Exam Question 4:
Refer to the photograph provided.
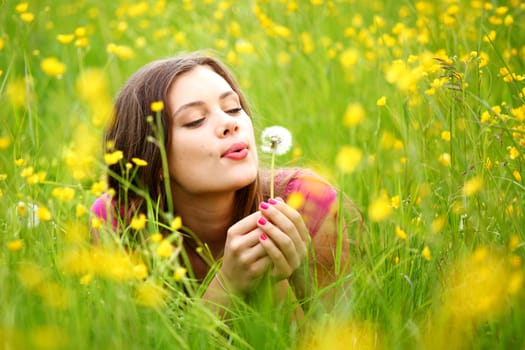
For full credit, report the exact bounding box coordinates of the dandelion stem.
[270,150,276,198]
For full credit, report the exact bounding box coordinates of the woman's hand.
[220,211,272,296]
[256,198,310,281]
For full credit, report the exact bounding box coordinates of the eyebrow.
[171,91,239,119]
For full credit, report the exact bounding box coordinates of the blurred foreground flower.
[135,281,167,309]
[368,194,392,222]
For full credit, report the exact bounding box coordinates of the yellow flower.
[91,217,102,229]
[173,267,187,281]
[133,263,149,280]
[0,136,11,149]
[422,246,431,261]
[75,204,87,217]
[104,150,124,165]
[376,96,387,106]
[368,195,393,222]
[336,146,363,173]
[170,216,182,231]
[441,131,451,141]
[80,273,93,285]
[339,48,359,69]
[56,34,75,44]
[513,170,521,182]
[150,233,163,243]
[343,102,366,127]
[131,157,148,167]
[462,176,483,196]
[7,239,23,251]
[395,226,407,240]
[507,146,520,160]
[235,39,255,54]
[150,100,164,112]
[37,206,52,221]
[432,215,446,233]
[15,2,29,13]
[438,153,451,167]
[20,12,34,23]
[391,195,401,209]
[51,187,76,202]
[130,213,147,230]
[156,239,174,258]
[286,191,305,210]
[135,281,167,309]
[40,57,66,77]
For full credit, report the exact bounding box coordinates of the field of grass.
[1,0,525,349]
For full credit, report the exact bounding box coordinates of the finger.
[259,201,307,256]
[269,198,310,242]
[227,227,265,255]
[258,233,293,278]
[227,211,261,237]
[257,217,300,270]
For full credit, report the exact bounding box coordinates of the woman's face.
[166,65,258,196]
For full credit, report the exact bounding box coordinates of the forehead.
[168,65,235,108]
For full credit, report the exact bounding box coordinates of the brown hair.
[105,52,261,226]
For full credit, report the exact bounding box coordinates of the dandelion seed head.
[261,126,292,156]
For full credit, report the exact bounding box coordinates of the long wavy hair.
[104,53,262,227]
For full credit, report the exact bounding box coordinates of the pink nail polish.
[258,217,267,225]
[260,233,268,241]
[268,198,278,205]
[260,202,269,210]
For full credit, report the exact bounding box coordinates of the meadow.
[1,0,524,349]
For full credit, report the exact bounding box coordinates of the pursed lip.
[221,142,248,158]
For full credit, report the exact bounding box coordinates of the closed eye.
[226,107,243,115]
[183,118,205,128]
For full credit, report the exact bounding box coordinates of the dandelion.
[130,213,147,230]
[261,126,292,198]
[422,246,431,261]
[40,57,66,77]
[462,176,483,196]
[173,267,187,281]
[7,239,23,251]
[150,100,164,112]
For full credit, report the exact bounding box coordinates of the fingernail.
[260,202,269,210]
[268,198,278,205]
[260,233,267,241]
[258,217,267,225]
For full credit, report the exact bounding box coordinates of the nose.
[218,116,239,137]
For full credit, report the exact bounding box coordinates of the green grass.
[1,0,525,349]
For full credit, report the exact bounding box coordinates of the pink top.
[90,169,337,237]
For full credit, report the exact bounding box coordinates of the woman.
[91,52,361,314]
